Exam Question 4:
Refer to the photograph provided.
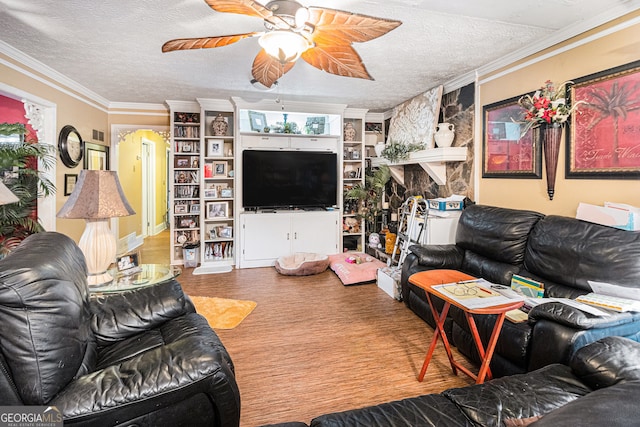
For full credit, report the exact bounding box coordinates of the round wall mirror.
[58,125,84,168]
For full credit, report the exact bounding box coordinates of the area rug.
[190,296,257,329]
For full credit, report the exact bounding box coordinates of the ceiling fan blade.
[301,43,372,80]
[162,33,260,52]
[252,50,295,88]
[204,0,273,19]
[205,0,291,29]
[306,7,402,45]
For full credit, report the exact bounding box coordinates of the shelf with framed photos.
[167,101,202,265]
[196,100,236,274]
[342,108,367,252]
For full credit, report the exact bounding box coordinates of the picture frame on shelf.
[190,203,200,214]
[190,156,199,168]
[116,252,139,272]
[64,174,77,196]
[566,59,640,179]
[206,201,229,219]
[179,217,197,228]
[305,116,326,135]
[174,204,188,214]
[482,95,542,178]
[174,156,190,168]
[204,188,218,198]
[84,142,110,170]
[220,188,233,198]
[249,110,268,132]
[219,226,233,239]
[207,139,224,157]
[214,161,227,177]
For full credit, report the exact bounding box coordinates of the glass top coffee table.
[89,264,181,293]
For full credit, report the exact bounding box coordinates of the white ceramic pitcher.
[434,123,455,147]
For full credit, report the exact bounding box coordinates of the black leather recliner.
[401,204,640,377]
[0,232,240,426]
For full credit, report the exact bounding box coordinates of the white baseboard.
[118,232,144,255]
[152,222,166,236]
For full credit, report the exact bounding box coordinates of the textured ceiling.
[1,0,638,111]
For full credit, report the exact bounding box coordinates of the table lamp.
[0,181,19,205]
[57,170,135,286]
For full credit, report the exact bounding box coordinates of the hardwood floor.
[139,231,475,426]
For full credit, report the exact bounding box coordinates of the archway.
[111,125,170,255]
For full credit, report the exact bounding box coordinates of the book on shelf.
[204,163,213,178]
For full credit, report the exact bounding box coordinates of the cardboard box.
[427,198,463,211]
[377,267,401,300]
[576,202,640,231]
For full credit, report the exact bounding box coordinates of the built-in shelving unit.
[233,98,345,268]
[167,101,201,266]
[342,108,367,252]
[196,99,235,274]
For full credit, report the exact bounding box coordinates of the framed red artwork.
[482,95,541,178]
[567,60,640,178]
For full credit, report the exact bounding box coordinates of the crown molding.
[108,102,168,112]
[0,40,111,109]
[443,4,640,92]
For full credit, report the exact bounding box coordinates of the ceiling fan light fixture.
[258,30,311,63]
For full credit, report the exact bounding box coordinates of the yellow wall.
[478,11,640,216]
[117,130,169,240]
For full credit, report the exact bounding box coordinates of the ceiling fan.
[162,0,402,88]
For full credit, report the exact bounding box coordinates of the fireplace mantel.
[370,147,467,185]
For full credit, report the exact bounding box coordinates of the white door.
[141,140,156,237]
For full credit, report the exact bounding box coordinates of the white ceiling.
[1,0,639,111]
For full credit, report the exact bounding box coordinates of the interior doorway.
[111,125,170,255]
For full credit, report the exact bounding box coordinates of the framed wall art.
[482,95,541,178]
[567,60,640,178]
[84,142,109,170]
[64,174,78,196]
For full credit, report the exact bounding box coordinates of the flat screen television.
[242,150,337,210]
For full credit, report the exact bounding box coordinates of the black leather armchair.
[0,232,240,426]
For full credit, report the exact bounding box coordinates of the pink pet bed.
[328,252,386,285]
[275,252,330,276]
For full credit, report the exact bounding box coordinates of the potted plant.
[0,123,56,257]
[344,165,391,234]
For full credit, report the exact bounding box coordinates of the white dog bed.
[274,252,330,276]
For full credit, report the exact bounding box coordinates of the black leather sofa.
[269,336,640,427]
[0,232,240,426]
[401,204,640,377]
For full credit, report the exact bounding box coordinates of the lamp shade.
[57,170,134,287]
[57,170,135,219]
[0,181,19,206]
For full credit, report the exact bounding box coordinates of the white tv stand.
[238,210,340,268]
